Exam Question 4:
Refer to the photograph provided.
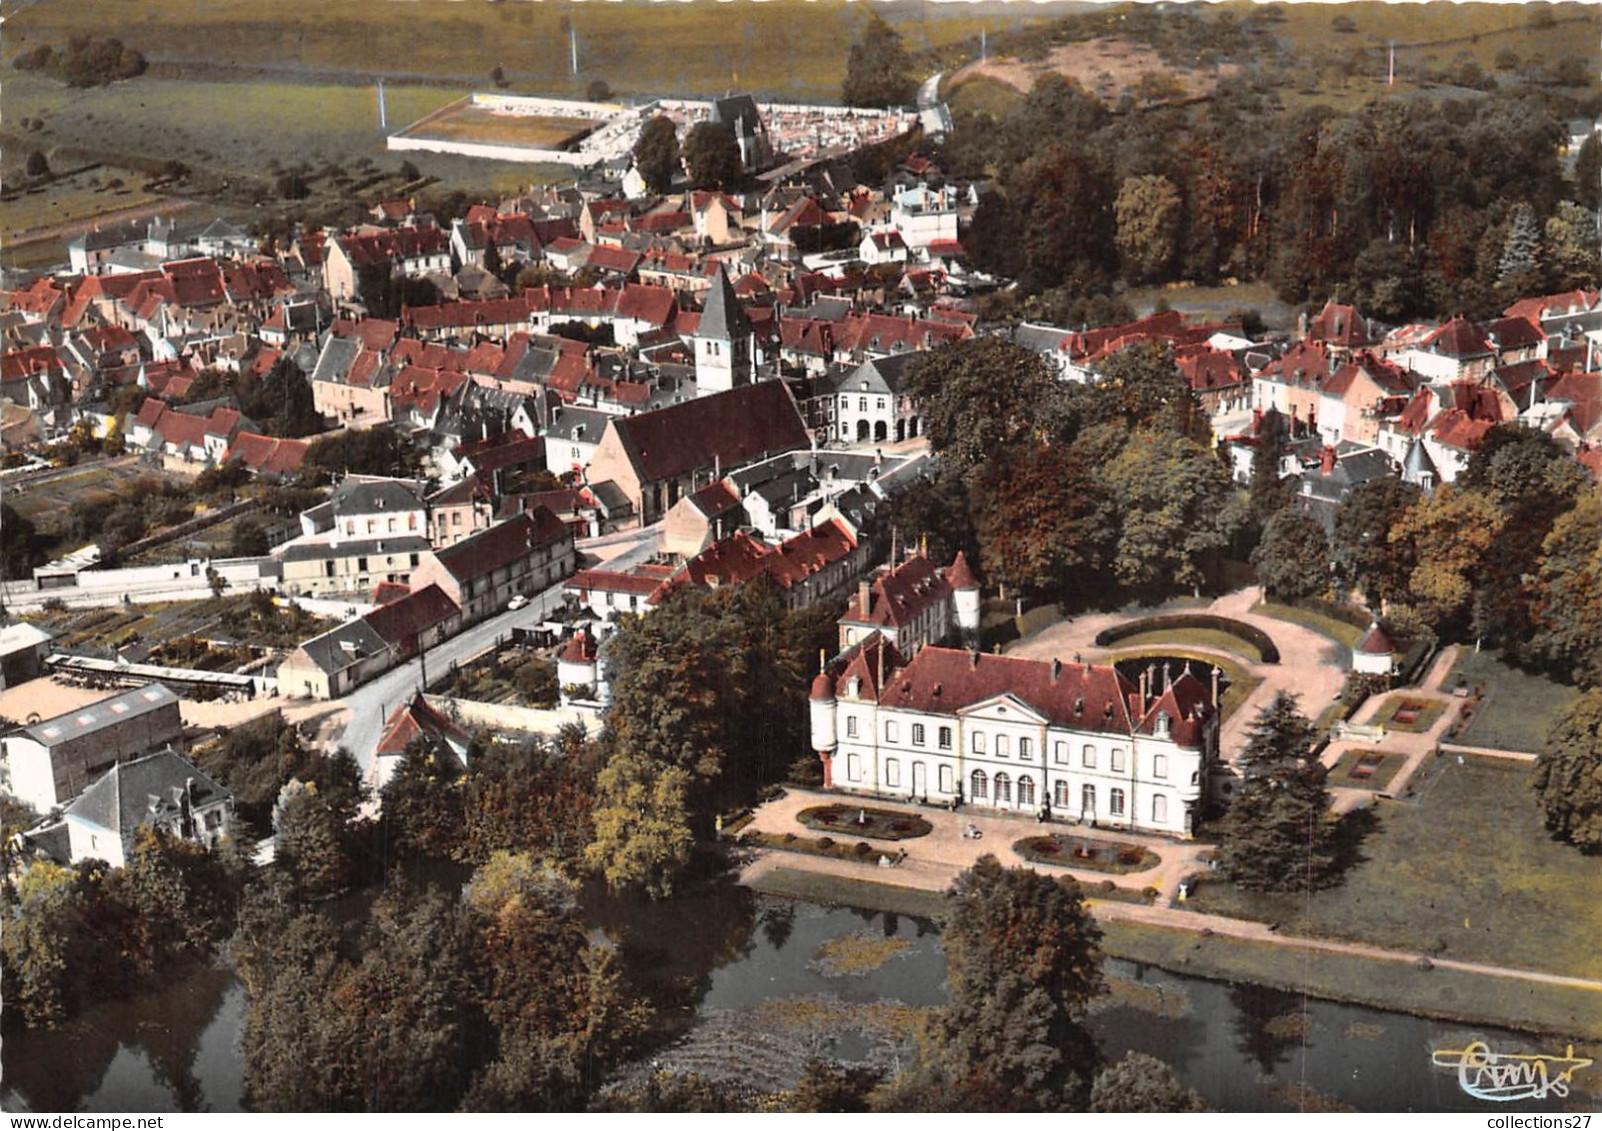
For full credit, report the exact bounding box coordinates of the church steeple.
[694,263,753,394]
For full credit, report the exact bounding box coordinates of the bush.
[816,836,834,850]
[854,841,873,856]
[1094,614,1281,664]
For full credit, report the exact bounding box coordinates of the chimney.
[858,578,871,616]
[1321,445,1336,476]
[1211,664,1220,707]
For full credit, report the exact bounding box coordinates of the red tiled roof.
[329,317,400,354]
[371,581,411,605]
[1423,315,1493,359]
[688,480,741,516]
[1503,289,1599,323]
[1,346,62,382]
[556,628,598,664]
[334,226,450,268]
[375,693,470,758]
[1545,371,1602,435]
[1355,623,1394,655]
[841,553,953,630]
[1308,300,1369,348]
[946,550,978,590]
[1176,346,1245,391]
[404,295,537,332]
[566,567,664,595]
[1431,408,1496,452]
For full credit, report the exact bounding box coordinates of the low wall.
[423,694,596,737]
[387,133,598,166]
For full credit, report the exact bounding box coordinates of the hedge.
[1094,614,1280,664]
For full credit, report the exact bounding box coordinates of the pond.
[2,883,1594,1113]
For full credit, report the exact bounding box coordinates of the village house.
[809,640,1218,838]
[822,352,924,444]
[408,507,576,625]
[323,227,453,302]
[2,684,184,813]
[62,749,234,868]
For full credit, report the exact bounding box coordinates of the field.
[949,37,1236,102]
[406,105,596,151]
[1448,650,1583,754]
[1187,754,1602,982]
[4,0,1037,102]
[5,460,138,524]
[1,164,158,243]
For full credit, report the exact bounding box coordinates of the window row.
[846,721,1164,779]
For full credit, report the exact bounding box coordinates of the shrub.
[816,836,834,850]
[1142,886,1161,902]
[1099,879,1116,892]
[854,841,873,856]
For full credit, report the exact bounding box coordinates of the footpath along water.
[1,890,1593,1113]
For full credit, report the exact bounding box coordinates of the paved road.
[333,579,571,788]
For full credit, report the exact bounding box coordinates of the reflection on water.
[2,882,1593,1113]
[2,964,243,1114]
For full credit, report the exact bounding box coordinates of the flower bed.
[1376,695,1445,734]
[742,829,908,866]
[797,804,933,841]
[1013,834,1161,874]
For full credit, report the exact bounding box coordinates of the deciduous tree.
[682,122,742,190]
[905,338,1065,470]
[633,115,680,195]
[1250,508,1329,603]
[1534,689,1602,853]
[1090,1052,1206,1112]
[1114,174,1182,283]
[876,857,1103,1111]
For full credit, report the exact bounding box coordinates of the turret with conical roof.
[947,549,981,640]
[694,264,753,394]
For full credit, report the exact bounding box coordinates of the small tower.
[948,549,980,643]
[809,667,838,788]
[694,264,753,395]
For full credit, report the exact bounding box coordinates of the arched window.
[1017,776,1035,807]
[994,772,1012,804]
[970,769,988,800]
[1054,780,1070,807]
[1110,788,1126,816]
[1081,784,1096,815]
[1152,794,1168,824]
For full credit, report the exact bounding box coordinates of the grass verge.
[1099,918,1602,1042]
[1254,600,1365,650]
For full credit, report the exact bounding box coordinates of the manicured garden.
[742,829,910,867]
[1013,833,1160,874]
[1446,649,1583,753]
[1373,695,1445,734]
[1325,748,1409,793]
[797,804,933,841]
[1186,754,1602,981]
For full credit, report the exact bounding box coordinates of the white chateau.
[809,555,1219,838]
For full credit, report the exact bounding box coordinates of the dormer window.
[1155,712,1170,739]
[847,676,860,698]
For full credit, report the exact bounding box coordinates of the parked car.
[507,594,529,611]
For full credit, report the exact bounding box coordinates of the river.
[2,883,1593,1113]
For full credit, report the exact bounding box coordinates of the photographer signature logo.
[1431,1041,1593,1103]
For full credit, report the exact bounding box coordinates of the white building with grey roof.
[2,684,184,813]
[63,748,234,868]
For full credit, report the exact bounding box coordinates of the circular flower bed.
[1013,834,1160,874]
[797,804,933,841]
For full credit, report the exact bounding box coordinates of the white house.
[810,639,1218,838]
[63,749,234,868]
[890,184,959,249]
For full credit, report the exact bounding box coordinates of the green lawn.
[1188,755,1602,982]
[1447,650,1583,754]
[1326,748,1409,793]
[1254,600,1365,650]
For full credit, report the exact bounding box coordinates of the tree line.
[943,58,1597,323]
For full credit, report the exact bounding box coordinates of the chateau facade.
[809,637,1219,839]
